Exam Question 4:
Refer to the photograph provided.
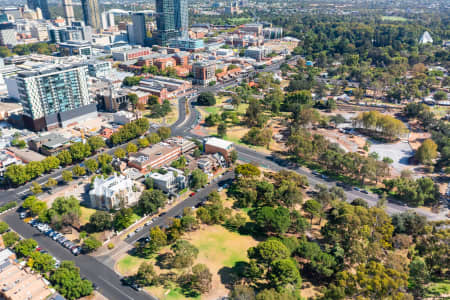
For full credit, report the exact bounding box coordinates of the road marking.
[98,276,134,300]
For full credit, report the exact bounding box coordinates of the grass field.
[425,279,450,298]
[116,254,149,276]
[381,16,407,22]
[80,206,97,226]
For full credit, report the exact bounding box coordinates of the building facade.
[154,0,188,46]
[192,61,216,86]
[89,174,139,210]
[62,0,75,25]
[81,0,100,29]
[27,0,51,19]
[16,63,97,131]
[0,23,17,47]
[131,13,147,46]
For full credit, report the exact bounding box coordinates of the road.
[1,211,156,300]
[0,55,447,300]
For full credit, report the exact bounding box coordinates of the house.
[89,174,140,210]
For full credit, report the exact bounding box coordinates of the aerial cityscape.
[0,0,448,299]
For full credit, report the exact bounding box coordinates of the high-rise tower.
[81,0,101,29]
[62,0,75,25]
[154,0,188,45]
[27,0,51,19]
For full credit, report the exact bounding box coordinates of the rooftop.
[205,137,234,150]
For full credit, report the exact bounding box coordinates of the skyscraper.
[62,0,75,25]
[81,0,101,29]
[16,63,97,131]
[131,13,147,45]
[174,0,188,36]
[27,0,51,19]
[154,0,188,45]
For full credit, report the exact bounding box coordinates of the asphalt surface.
[1,211,156,300]
[125,171,235,244]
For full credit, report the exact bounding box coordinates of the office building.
[30,23,49,41]
[174,0,188,36]
[27,0,51,19]
[81,0,101,29]
[0,23,17,47]
[169,37,204,51]
[192,61,216,86]
[16,63,97,131]
[128,143,182,172]
[100,11,115,30]
[87,60,111,77]
[89,174,140,210]
[112,47,151,61]
[204,137,234,162]
[59,40,92,56]
[150,167,186,192]
[63,0,75,25]
[131,13,147,46]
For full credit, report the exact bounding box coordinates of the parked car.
[127,232,136,238]
[19,212,28,219]
[189,192,196,197]
[353,187,361,192]
[145,220,153,226]
[361,189,369,194]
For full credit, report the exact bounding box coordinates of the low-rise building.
[149,167,186,193]
[28,133,72,156]
[166,137,196,153]
[0,259,53,300]
[113,111,137,125]
[138,76,192,101]
[0,149,20,176]
[89,174,140,210]
[204,137,234,163]
[112,47,151,62]
[128,143,181,172]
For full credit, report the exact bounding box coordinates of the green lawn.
[116,254,148,276]
[203,106,221,114]
[80,206,98,226]
[425,280,450,298]
[381,16,407,22]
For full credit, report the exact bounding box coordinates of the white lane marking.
[98,276,134,300]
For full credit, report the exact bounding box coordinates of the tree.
[4,164,29,186]
[137,190,166,215]
[84,159,98,174]
[170,239,199,269]
[303,199,321,224]
[190,169,208,190]
[50,261,93,300]
[409,257,429,297]
[126,143,138,153]
[197,92,216,106]
[230,150,238,163]
[235,164,261,177]
[30,200,47,216]
[128,93,138,110]
[147,132,161,144]
[23,195,38,209]
[123,76,142,86]
[327,261,409,299]
[57,150,72,166]
[135,263,157,286]
[87,136,106,152]
[42,156,60,172]
[82,236,102,253]
[415,139,438,164]
[252,206,291,234]
[268,259,301,290]
[62,170,73,183]
[149,226,167,251]
[229,285,255,300]
[14,238,38,257]
[433,91,447,101]
[31,181,43,194]
[114,148,126,159]
[0,221,9,234]
[190,264,213,293]
[45,178,58,188]
[3,231,19,247]
[248,240,290,266]
[113,208,134,231]
[29,251,55,273]
[72,165,86,177]
[89,211,112,232]
[157,127,171,140]
[69,142,91,161]
[138,137,149,148]
[218,123,227,137]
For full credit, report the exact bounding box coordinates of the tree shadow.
[155,252,173,269]
[218,261,249,289]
